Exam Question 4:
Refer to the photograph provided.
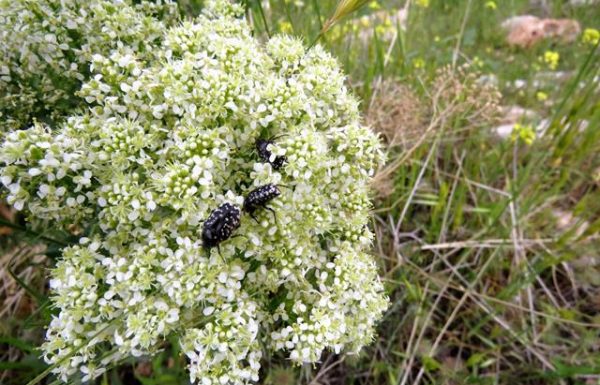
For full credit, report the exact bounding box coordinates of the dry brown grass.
[0,243,48,382]
[367,81,428,149]
[0,244,47,319]
[430,64,502,129]
[369,65,501,198]
[0,202,15,236]
[367,80,430,198]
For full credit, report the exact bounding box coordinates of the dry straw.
[323,0,371,33]
[310,0,370,48]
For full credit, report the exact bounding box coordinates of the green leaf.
[0,336,35,353]
[466,353,486,368]
[422,355,441,372]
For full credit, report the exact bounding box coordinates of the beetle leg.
[265,206,277,223]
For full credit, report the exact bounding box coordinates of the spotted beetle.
[256,136,287,170]
[243,184,281,222]
[202,203,241,251]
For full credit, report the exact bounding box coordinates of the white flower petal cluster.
[0,1,388,384]
[0,0,178,132]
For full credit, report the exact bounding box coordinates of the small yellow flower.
[485,1,497,10]
[473,56,484,68]
[278,20,293,34]
[368,1,381,10]
[434,36,440,42]
[415,0,430,8]
[536,91,548,102]
[582,28,600,46]
[542,50,560,70]
[413,58,425,69]
[512,123,536,145]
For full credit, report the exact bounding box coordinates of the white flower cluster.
[0,0,178,132]
[0,1,388,384]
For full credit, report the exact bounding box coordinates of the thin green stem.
[0,218,68,246]
[256,0,271,38]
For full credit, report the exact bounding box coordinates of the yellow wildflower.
[413,58,425,69]
[375,23,394,35]
[415,0,430,7]
[536,91,548,102]
[582,28,599,46]
[485,1,497,10]
[543,51,560,70]
[512,123,536,145]
[278,20,293,34]
[368,1,381,10]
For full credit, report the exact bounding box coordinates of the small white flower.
[13,200,24,211]
[120,83,131,93]
[166,309,179,323]
[28,168,42,176]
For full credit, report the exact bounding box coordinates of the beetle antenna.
[269,133,289,142]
